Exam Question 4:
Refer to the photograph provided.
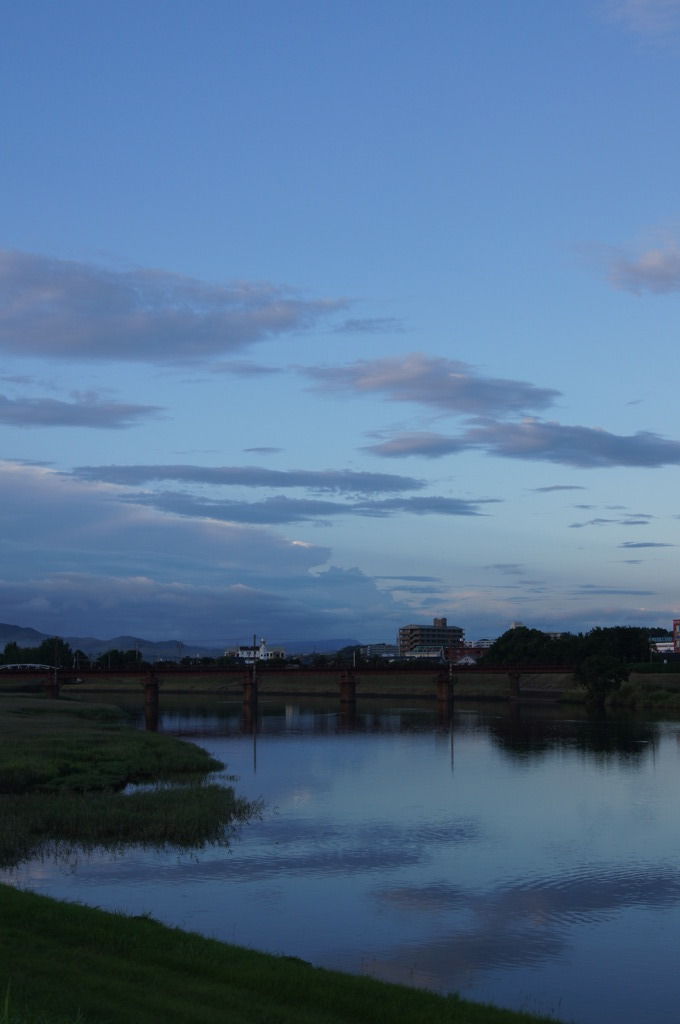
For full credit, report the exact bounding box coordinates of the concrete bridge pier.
[436,670,454,707]
[144,670,159,731]
[243,671,258,706]
[45,669,60,699]
[508,671,521,700]
[339,670,356,704]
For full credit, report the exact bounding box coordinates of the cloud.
[302,354,680,469]
[0,393,163,428]
[531,485,586,493]
[573,584,656,595]
[619,541,675,548]
[603,0,680,37]
[71,463,425,495]
[485,564,526,576]
[0,249,346,364]
[607,243,680,293]
[365,420,680,469]
[361,432,469,458]
[0,462,421,641]
[211,361,284,376]
[569,515,652,528]
[303,353,559,417]
[332,317,405,334]
[464,420,680,468]
[242,447,285,455]
[119,490,498,526]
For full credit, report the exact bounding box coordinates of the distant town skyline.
[2,1,680,643]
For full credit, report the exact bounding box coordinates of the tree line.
[479,625,672,701]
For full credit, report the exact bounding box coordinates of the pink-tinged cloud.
[303,353,559,416]
[0,249,346,364]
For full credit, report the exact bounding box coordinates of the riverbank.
[0,883,561,1024]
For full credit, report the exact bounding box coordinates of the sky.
[2,0,680,649]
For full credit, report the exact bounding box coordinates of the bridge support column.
[144,670,159,731]
[45,670,60,699]
[243,671,258,706]
[436,670,455,706]
[340,670,356,704]
[508,671,521,700]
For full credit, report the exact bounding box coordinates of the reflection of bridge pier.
[340,702,357,729]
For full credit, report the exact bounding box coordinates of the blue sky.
[2,0,680,647]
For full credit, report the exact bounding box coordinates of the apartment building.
[397,617,464,656]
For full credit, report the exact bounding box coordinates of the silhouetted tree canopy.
[480,625,653,668]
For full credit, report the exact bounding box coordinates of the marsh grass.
[0,784,258,868]
[0,695,259,868]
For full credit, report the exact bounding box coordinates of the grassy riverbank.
[0,885,562,1024]
[0,695,256,867]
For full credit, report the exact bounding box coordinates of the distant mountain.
[0,623,221,660]
[0,622,358,659]
[0,623,48,646]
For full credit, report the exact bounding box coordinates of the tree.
[480,627,577,666]
[36,637,73,668]
[581,626,651,664]
[575,654,628,703]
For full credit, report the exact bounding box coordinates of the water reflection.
[487,706,658,763]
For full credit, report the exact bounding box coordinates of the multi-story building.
[398,617,464,656]
[673,619,680,653]
[360,643,399,660]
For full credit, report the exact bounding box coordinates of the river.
[4,697,680,1024]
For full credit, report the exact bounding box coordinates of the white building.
[225,638,285,663]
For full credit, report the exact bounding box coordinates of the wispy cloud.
[361,432,468,458]
[365,421,680,469]
[0,249,346,364]
[619,540,675,548]
[607,242,680,293]
[127,491,498,525]
[574,584,656,595]
[531,485,587,493]
[0,393,163,428]
[242,447,285,455]
[71,464,425,495]
[602,0,680,37]
[332,317,404,334]
[569,514,652,528]
[303,353,559,417]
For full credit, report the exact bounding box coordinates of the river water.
[5,697,680,1024]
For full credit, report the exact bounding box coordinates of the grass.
[0,885,564,1024]
[0,695,259,868]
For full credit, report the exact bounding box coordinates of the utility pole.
[252,633,257,686]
